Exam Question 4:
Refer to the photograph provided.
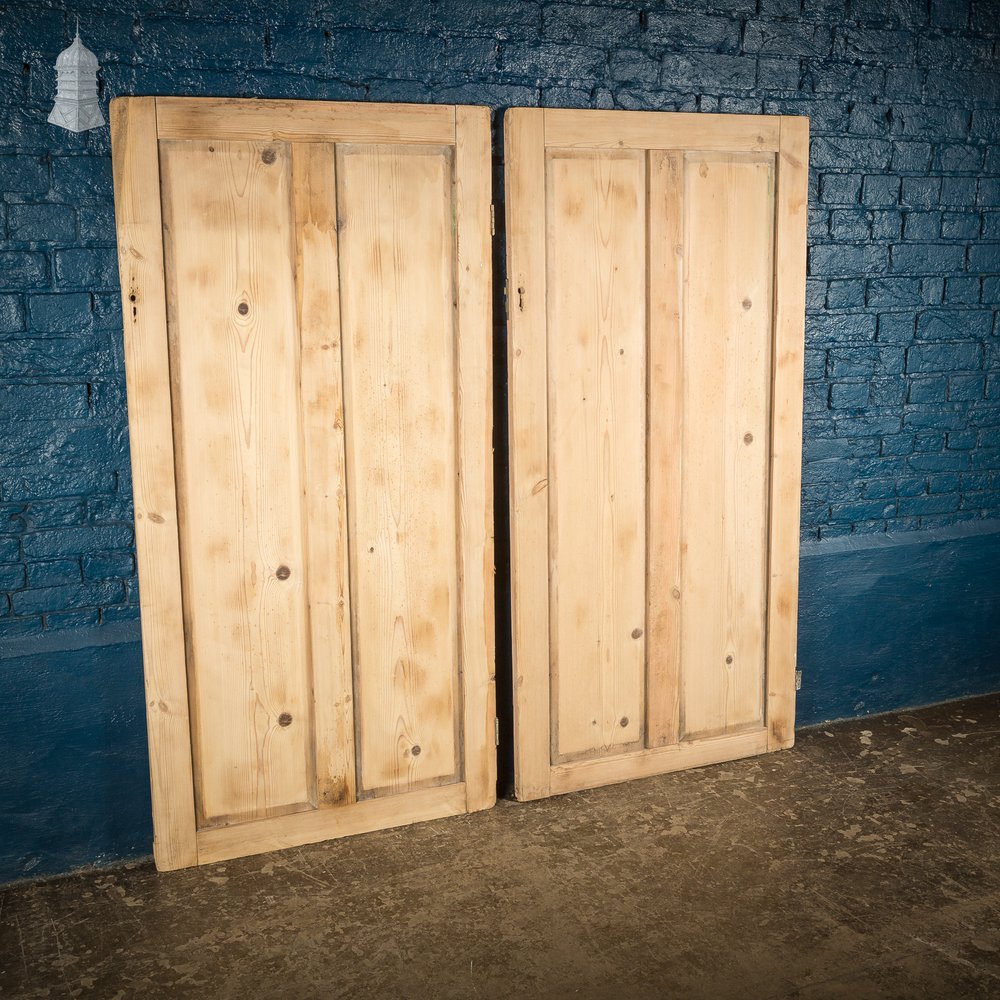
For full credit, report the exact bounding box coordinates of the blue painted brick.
[943,212,984,240]
[830,381,870,408]
[82,551,134,581]
[983,215,1000,240]
[812,136,891,171]
[891,141,931,172]
[903,212,941,240]
[868,277,921,307]
[54,249,120,289]
[917,310,993,340]
[0,155,49,194]
[983,277,1000,302]
[861,175,900,207]
[829,210,871,241]
[870,211,902,241]
[743,19,833,58]
[26,559,81,587]
[891,103,970,140]
[10,581,123,617]
[949,375,986,401]
[21,525,133,560]
[0,384,88,421]
[934,145,985,174]
[842,28,915,64]
[877,312,917,343]
[0,252,48,290]
[0,294,25,333]
[891,243,967,274]
[969,244,1000,273]
[945,277,983,304]
[28,293,92,333]
[940,176,979,206]
[0,563,25,590]
[901,176,941,208]
[659,52,756,90]
[907,343,981,373]
[646,12,740,52]
[898,493,960,516]
[810,244,886,276]
[8,204,76,242]
[827,279,866,309]
[908,377,948,403]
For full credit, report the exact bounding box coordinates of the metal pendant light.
[48,20,105,133]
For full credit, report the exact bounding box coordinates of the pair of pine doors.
[111,97,807,871]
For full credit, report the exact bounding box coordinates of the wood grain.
[766,117,809,751]
[505,109,552,801]
[337,144,461,798]
[454,107,497,813]
[291,142,356,807]
[110,97,199,871]
[197,783,468,864]
[680,152,774,740]
[645,150,684,749]
[159,138,313,825]
[155,97,456,145]
[546,150,647,761]
[543,109,781,152]
[549,728,769,796]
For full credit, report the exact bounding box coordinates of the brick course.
[1,0,999,636]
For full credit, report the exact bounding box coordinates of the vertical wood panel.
[110,98,198,871]
[767,117,809,750]
[680,152,774,740]
[546,150,647,761]
[160,139,313,825]
[645,150,684,750]
[454,107,497,813]
[291,143,356,807]
[337,144,460,798]
[505,109,551,800]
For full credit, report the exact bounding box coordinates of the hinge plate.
[795,670,802,691]
[494,717,500,746]
[490,204,496,237]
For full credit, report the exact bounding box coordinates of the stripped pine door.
[111,97,494,869]
[505,109,808,799]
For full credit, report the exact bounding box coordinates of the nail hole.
[411,744,422,757]
[726,655,734,665]
[238,302,249,316]
[276,565,291,580]
[671,587,680,599]
[742,298,752,310]
[619,717,629,728]
[744,432,754,444]
[262,148,276,164]
[278,712,292,727]
[631,627,643,639]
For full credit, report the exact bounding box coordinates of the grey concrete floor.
[3,694,1000,999]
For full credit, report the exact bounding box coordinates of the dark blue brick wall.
[3,0,1000,884]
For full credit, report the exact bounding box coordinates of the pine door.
[111,97,494,869]
[505,109,808,800]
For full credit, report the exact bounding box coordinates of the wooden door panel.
[159,139,313,826]
[546,150,647,762]
[112,98,494,870]
[679,152,774,741]
[506,108,808,800]
[337,145,461,797]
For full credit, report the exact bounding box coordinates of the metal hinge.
[495,717,500,746]
[490,204,496,237]
[795,670,803,691]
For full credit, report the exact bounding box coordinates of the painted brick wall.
[1,0,999,632]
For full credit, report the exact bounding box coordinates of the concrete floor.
[3,695,1000,999]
